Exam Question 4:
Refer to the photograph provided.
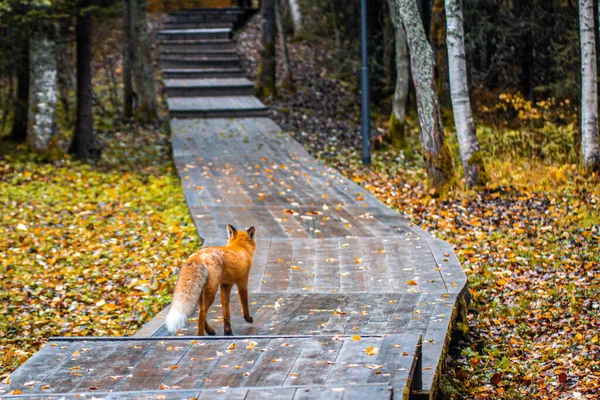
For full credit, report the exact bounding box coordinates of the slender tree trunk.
[57,21,74,127]
[383,0,395,94]
[131,0,158,124]
[430,0,449,107]
[446,0,486,187]
[27,22,58,154]
[287,0,302,35]
[70,6,99,161]
[387,0,410,150]
[8,41,29,143]
[123,0,134,120]
[256,0,277,98]
[581,0,600,169]
[275,0,293,90]
[396,0,454,191]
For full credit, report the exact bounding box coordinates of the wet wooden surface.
[2,335,419,398]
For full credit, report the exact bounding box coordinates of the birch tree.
[445,0,487,186]
[387,0,410,149]
[256,0,277,98]
[396,0,454,190]
[580,0,600,169]
[27,21,58,153]
[288,0,303,35]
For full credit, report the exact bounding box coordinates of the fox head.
[226,224,256,249]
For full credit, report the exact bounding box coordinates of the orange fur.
[165,225,256,336]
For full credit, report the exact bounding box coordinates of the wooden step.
[1,335,421,396]
[175,7,248,14]
[162,68,247,79]
[160,56,241,69]
[163,22,234,30]
[160,39,236,51]
[158,28,231,41]
[160,49,238,58]
[167,96,269,119]
[167,13,240,23]
[164,78,254,97]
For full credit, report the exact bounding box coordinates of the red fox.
[165,224,257,336]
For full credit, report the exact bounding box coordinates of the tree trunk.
[396,0,454,191]
[581,0,600,169]
[275,0,293,90]
[430,0,449,107]
[446,0,486,187]
[288,0,302,35]
[256,0,277,98]
[70,6,99,161]
[383,0,395,94]
[123,0,134,120]
[57,21,74,127]
[8,41,29,143]
[387,0,410,150]
[27,22,58,154]
[131,0,158,124]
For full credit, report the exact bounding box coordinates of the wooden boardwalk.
[0,8,467,400]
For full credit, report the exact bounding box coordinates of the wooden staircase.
[159,8,269,119]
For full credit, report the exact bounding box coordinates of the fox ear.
[227,224,237,239]
[246,226,256,239]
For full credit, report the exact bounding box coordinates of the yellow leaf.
[575,332,583,341]
[406,280,418,286]
[592,335,599,344]
[365,346,379,356]
[352,335,361,341]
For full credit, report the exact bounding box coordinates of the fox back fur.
[165,224,257,336]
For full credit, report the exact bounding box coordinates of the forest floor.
[237,15,600,400]
[0,15,200,379]
[0,126,200,377]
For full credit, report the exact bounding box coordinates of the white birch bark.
[580,0,600,169]
[27,24,58,153]
[387,0,410,130]
[288,0,303,34]
[445,0,486,186]
[396,0,453,189]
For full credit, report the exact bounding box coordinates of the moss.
[388,112,408,151]
[466,150,489,187]
[426,141,455,195]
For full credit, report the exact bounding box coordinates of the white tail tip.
[165,308,187,334]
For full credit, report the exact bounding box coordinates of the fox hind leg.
[198,283,217,336]
[238,281,253,323]
[220,283,233,336]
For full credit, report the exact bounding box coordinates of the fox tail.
[165,261,208,334]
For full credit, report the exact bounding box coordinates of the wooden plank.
[283,337,342,386]
[3,341,83,393]
[241,337,305,387]
[201,338,270,389]
[160,340,232,388]
[120,340,193,390]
